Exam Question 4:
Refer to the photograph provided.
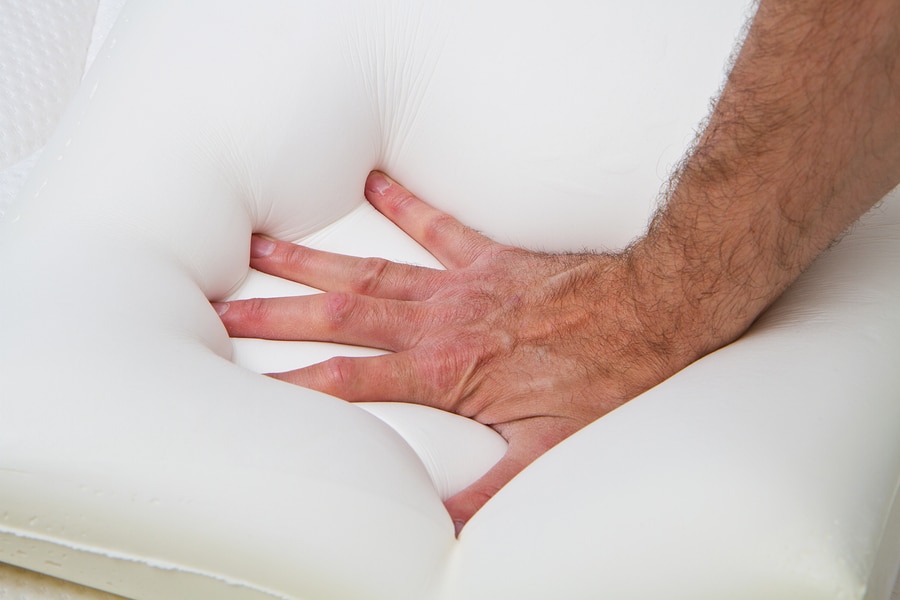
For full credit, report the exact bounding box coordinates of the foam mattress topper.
[1,1,899,599]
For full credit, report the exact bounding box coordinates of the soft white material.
[1,1,898,599]
[0,0,98,168]
[0,0,97,216]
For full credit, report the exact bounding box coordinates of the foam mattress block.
[1,1,899,599]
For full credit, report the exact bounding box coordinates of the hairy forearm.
[631,0,900,364]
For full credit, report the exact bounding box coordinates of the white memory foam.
[1,1,899,599]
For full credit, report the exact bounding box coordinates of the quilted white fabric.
[0,0,98,168]
[0,0,102,222]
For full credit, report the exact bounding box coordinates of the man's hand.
[215,172,693,534]
[215,0,900,535]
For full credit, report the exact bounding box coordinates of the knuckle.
[322,292,357,329]
[319,356,355,389]
[423,213,458,246]
[279,243,309,267]
[240,297,271,325]
[350,257,390,295]
[384,189,418,214]
[440,288,493,323]
[418,359,451,393]
[422,337,485,393]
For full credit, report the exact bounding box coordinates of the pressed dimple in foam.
[0,0,99,169]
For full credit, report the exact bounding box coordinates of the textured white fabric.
[0,0,98,167]
[0,0,99,221]
[1,1,899,599]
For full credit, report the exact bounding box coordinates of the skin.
[215,0,900,535]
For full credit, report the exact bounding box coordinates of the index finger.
[364,171,495,270]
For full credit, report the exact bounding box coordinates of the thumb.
[444,443,535,537]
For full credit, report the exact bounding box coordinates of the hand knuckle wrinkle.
[387,190,417,214]
[242,298,271,324]
[424,213,456,245]
[321,356,355,388]
[351,257,389,295]
[323,292,356,329]
[281,243,310,269]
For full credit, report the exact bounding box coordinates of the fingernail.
[250,235,276,258]
[366,171,392,196]
[211,302,229,316]
[453,519,465,537]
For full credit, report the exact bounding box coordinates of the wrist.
[620,229,757,373]
[585,250,714,399]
